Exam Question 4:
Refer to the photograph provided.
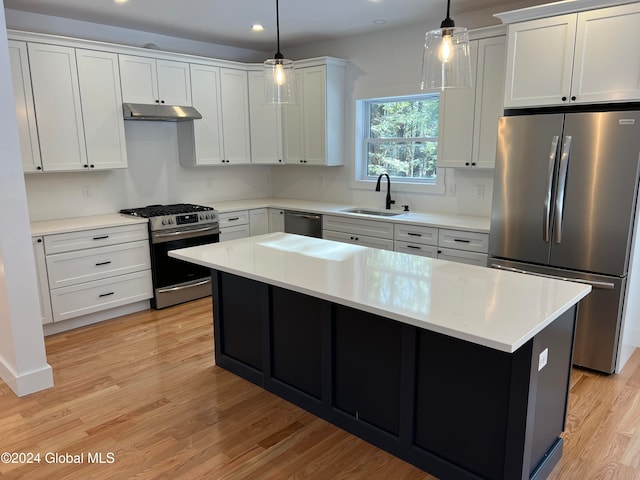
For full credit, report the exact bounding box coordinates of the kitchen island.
[170,233,591,480]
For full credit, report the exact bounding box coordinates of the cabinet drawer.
[323,230,394,251]
[219,210,249,227]
[220,224,251,242]
[44,223,148,254]
[394,224,438,245]
[323,215,394,239]
[50,270,152,322]
[395,241,438,258]
[46,240,151,289]
[438,229,489,253]
[438,248,488,267]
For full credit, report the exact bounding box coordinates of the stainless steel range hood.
[123,103,202,121]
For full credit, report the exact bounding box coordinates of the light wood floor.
[0,298,639,480]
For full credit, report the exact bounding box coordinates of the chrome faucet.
[375,173,395,210]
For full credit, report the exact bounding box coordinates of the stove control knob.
[161,219,167,225]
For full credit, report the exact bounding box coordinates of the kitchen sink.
[342,208,403,217]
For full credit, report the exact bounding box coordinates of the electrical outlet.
[538,348,549,371]
[475,185,485,199]
[82,186,92,200]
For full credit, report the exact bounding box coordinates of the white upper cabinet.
[8,40,41,173]
[183,63,225,165]
[76,49,128,170]
[439,34,506,169]
[179,65,251,166]
[27,43,127,172]
[28,43,88,172]
[283,60,346,166]
[504,3,640,108]
[248,71,284,165]
[219,68,251,164]
[571,3,640,104]
[119,54,191,105]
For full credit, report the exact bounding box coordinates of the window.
[358,94,440,186]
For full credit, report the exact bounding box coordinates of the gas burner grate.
[120,203,214,218]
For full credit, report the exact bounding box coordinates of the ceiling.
[3,0,543,51]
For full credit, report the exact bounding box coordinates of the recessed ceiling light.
[251,24,265,32]
[114,0,128,4]
[373,19,387,24]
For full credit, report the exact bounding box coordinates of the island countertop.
[169,233,591,353]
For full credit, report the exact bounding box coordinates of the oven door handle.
[152,226,219,243]
[156,278,211,294]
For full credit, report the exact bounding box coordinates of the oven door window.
[152,234,218,288]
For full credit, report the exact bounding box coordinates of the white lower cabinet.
[219,210,250,242]
[323,215,394,250]
[269,209,285,233]
[32,236,53,325]
[42,223,152,323]
[249,208,269,236]
[325,215,489,266]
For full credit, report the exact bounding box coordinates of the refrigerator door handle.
[543,136,560,242]
[490,264,615,289]
[554,136,572,243]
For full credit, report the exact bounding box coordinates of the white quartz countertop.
[170,233,591,353]
[209,198,490,233]
[31,213,148,236]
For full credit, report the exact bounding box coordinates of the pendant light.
[420,0,472,91]
[263,0,296,104]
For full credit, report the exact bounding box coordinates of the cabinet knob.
[161,100,165,104]
[465,162,470,166]
[37,238,42,243]
[471,162,476,166]
[90,164,95,168]
[37,166,42,170]
[571,96,576,101]
[84,164,89,168]
[561,96,567,101]
[155,100,160,103]
[278,159,282,163]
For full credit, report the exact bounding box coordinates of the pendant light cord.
[275,0,283,59]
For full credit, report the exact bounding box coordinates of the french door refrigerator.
[489,111,640,374]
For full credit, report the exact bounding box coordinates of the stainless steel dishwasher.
[284,211,323,238]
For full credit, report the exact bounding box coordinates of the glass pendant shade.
[421,26,471,90]
[263,58,296,104]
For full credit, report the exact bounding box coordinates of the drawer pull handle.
[99,292,115,298]
[228,217,240,221]
[407,232,422,237]
[93,235,109,240]
[406,245,421,249]
[453,239,471,243]
[95,261,112,266]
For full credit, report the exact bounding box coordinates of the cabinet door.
[283,69,305,163]
[76,49,128,170]
[28,43,88,171]
[472,36,506,168]
[302,66,326,165]
[248,71,284,164]
[220,224,251,242]
[503,15,576,108]
[437,248,488,267]
[9,41,42,173]
[156,59,191,105]
[119,54,158,104]
[189,64,224,165]
[220,68,251,164]
[572,3,640,104]
[269,209,285,232]
[438,41,478,168]
[32,237,53,325]
[249,209,269,236]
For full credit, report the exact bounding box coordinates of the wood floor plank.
[0,297,638,479]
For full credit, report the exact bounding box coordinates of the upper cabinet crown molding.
[494,0,638,24]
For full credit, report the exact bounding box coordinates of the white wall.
[271,1,544,217]
[0,2,53,396]
[25,122,273,221]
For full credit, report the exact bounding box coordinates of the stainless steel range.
[120,203,219,309]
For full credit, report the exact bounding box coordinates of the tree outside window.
[362,94,439,184]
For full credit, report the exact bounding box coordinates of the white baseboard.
[0,357,53,397]
[43,300,150,336]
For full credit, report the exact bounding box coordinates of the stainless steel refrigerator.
[489,111,640,374]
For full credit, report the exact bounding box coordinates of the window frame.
[351,93,445,195]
